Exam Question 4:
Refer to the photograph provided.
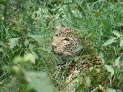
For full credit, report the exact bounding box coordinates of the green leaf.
[99,52,105,64]
[104,65,114,77]
[113,31,120,38]
[23,53,36,64]
[114,56,120,67]
[30,35,50,46]
[13,56,23,64]
[24,71,56,92]
[106,88,116,92]
[103,37,116,46]
[30,35,43,44]
[9,38,19,49]
[0,0,8,3]
[120,37,123,47]
[85,77,91,87]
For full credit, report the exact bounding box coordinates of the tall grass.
[0,0,123,92]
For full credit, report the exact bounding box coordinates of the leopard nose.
[57,52,63,56]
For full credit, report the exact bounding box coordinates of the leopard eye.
[55,33,59,36]
[70,48,73,51]
[64,37,70,41]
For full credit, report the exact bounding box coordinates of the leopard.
[52,24,81,64]
[52,25,103,92]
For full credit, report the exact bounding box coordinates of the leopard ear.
[56,24,64,31]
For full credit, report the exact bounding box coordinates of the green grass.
[0,0,123,92]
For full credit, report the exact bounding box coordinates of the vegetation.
[0,0,123,92]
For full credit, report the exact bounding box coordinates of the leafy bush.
[1,0,123,92]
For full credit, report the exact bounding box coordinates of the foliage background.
[0,0,123,92]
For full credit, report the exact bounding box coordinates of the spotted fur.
[52,25,80,60]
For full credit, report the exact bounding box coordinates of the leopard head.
[52,25,80,57]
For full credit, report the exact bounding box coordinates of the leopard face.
[52,25,80,58]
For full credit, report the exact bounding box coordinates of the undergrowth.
[0,0,123,92]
